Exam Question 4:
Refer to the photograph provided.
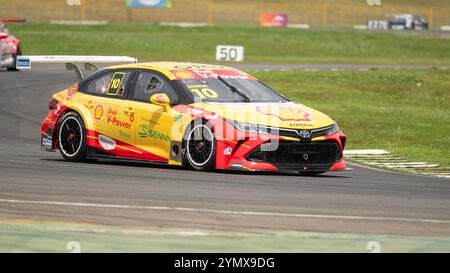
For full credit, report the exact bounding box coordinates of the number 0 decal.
[107,72,126,96]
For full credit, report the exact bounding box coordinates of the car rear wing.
[16,55,138,80]
[0,19,27,23]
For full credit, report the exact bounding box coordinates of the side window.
[132,71,179,103]
[84,70,132,97]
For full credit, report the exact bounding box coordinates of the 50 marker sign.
[216,45,244,62]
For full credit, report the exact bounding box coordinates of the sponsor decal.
[107,108,133,129]
[172,69,255,80]
[153,94,168,104]
[54,105,63,115]
[174,70,195,79]
[119,130,131,139]
[94,104,104,121]
[174,64,228,70]
[42,137,52,148]
[260,13,288,28]
[174,114,183,122]
[256,106,312,122]
[183,106,218,119]
[141,117,160,125]
[290,123,314,128]
[138,125,171,142]
[185,107,205,116]
[204,113,219,120]
[66,84,78,100]
[16,56,31,70]
[98,134,116,151]
[223,147,233,155]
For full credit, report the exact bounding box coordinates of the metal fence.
[0,0,449,28]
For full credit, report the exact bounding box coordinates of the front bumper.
[216,130,347,173]
[0,54,15,68]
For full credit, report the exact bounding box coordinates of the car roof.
[108,62,244,80]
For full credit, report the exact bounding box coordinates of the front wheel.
[6,55,18,71]
[183,121,216,171]
[58,112,87,162]
[7,48,21,71]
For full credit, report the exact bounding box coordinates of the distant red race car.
[0,19,25,71]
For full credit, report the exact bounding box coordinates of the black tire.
[183,121,216,171]
[6,55,18,71]
[7,47,21,72]
[58,112,87,162]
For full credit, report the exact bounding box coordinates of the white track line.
[0,199,449,225]
[344,149,389,155]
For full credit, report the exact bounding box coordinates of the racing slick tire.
[57,112,87,162]
[6,47,21,72]
[183,121,216,171]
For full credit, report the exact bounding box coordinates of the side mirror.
[150,93,171,112]
[0,33,8,39]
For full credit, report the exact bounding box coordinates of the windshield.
[179,78,289,103]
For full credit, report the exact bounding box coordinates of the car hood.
[192,101,335,130]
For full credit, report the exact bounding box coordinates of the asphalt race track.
[0,65,450,237]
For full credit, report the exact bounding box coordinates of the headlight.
[229,120,270,134]
[322,123,339,136]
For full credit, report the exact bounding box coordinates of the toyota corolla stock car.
[41,62,347,174]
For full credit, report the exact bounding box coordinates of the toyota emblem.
[299,130,311,139]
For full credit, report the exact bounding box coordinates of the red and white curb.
[344,150,450,179]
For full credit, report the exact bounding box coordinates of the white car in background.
[388,14,429,30]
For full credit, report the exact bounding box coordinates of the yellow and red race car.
[41,62,347,174]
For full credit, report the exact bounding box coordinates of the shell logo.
[94,104,104,121]
[256,106,312,122]
[66,84,78,100]
[155,95,166,103]
[174,70,195,79]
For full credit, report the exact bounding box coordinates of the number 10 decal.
[191,88,219,99]
[107,72,126,96]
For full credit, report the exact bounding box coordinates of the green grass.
[253,68,450,167]
[8,23,450,65]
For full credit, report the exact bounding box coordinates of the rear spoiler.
[16,55,138,80]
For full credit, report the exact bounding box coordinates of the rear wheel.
[58,112,87,162]
[183,121,216,171]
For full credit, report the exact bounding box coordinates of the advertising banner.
[260,13,288,28]
[125,0,172,8]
